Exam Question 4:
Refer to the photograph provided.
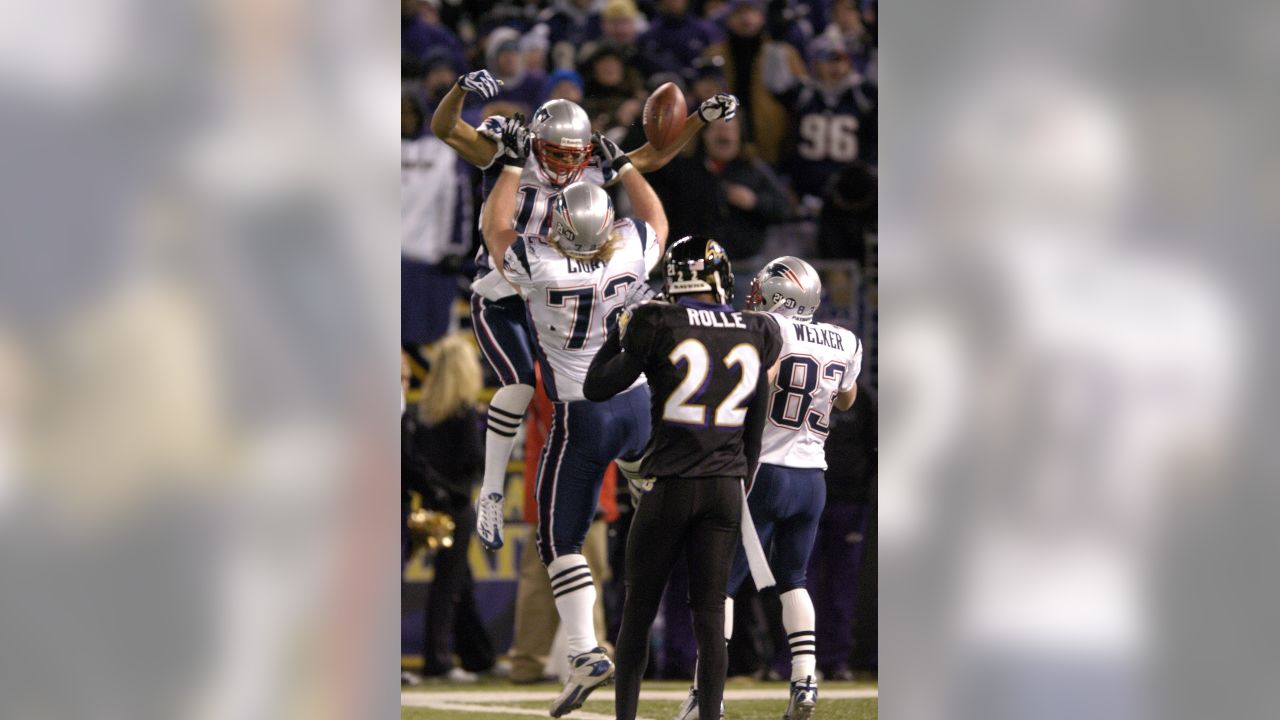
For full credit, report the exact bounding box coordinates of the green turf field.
[402,678,877,719]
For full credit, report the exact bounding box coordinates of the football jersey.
[471,115,617,301]
[622,299,784,480]
[503,217,661,401]
[758,313,863,470]
[780,79,876,198]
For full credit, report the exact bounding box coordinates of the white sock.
[780,588,817,682]
[481,383,534,497]
[693,596,734,691]
[547,554,598,657]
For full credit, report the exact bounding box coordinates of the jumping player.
[484,128,668,717]
[583,237,783,720]
[431,68,740,551]
[677,257,863,720]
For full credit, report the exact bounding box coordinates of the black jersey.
[621,298,783,480]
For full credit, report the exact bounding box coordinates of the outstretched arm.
[593,134,669,253]
[629,93,740,174]
[430,70,502,167]
[583,327,645,401]
[481,119,530,270]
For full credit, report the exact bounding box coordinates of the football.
[643,82,687,151]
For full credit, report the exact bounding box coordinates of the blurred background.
[400,0,881,690]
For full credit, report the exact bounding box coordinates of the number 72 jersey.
[503,217,662,402]
[758,313,863,470]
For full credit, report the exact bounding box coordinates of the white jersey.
[401,135,470,263]
[472,115,616,302]
[759,314,864,469]
[502,218,661,402]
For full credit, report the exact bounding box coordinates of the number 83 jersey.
[503,217,662,402]
[759,313,863,470]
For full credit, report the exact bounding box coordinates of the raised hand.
[499,113,529,169]
[697,92,739,123]
[457,69,503,99]
[591,131,632,175]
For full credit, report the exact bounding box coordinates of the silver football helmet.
[529,99,594,185]
[746,256,822,319]
[549,182,615,259]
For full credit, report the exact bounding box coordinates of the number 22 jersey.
[622,299,783,480]
[758,313,863,470]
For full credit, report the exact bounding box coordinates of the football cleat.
[783,676,818,720]
[674,686,725,719]
[549,647,615,717]
[476,492,505,551]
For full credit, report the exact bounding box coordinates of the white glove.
[497,114,530,169]
[617,282,655,341]
[697,92,739,123]
[457,69,503,99]
[616,457,655,507]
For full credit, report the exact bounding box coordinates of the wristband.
[501,164,523,175]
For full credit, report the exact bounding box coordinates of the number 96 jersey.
[622,298,783,480]
[759,313,863,470]
[503,217,662,402]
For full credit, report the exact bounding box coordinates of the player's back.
[759,313,863,470]
[503,217,660,401]
[622,299,782,479]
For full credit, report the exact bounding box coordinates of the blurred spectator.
[637,0,722,77]
[403,334,497,680]
[766,35,875,204]
[402,95,471,346]
[828,0,876,82]
[601,0,645,46]
[402,0,467,74]
[543,68,586,105]
[817,161,875,262]
[807,380,876,680]
[521,26,552,76]
[704,0,807,164]
[688,55,730,106]
[648,119,791,262]
[581,42,647,133]
[537,0,605,69]
[484,26,547,115]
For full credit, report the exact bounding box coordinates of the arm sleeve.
[583,326,646,401]
[501,237,533,289]
[845,334,864,389]
[475,115,509,170]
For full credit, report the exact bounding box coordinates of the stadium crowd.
[401,0,877,691]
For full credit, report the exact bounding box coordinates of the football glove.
[457,69,502,99]
[697,93,739,123]
[498,113,529,169]
[617,282,655,340]
[591,132,632,175]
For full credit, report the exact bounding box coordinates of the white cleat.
[476,492,505,550]
[783,676,818,720]
[549,647,615,717]
[673,686,725,719]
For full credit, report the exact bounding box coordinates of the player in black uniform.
[583,236,783,720]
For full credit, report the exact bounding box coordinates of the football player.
[431,68,740,552]
[483,128,669,717]
[677,257,863,720]
[583,237,783,720]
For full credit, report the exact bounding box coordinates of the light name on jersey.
[565,256,605,274]
[793,322,847,351]
[686,308,747,329]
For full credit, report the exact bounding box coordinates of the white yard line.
[403,686,879,714]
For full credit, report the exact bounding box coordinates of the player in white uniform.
[431,69,740,552]
[483,128,669,717]
[677,257,863,720]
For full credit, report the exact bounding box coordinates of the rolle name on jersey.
[685,307,747,329]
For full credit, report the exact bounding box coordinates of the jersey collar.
[676,297,734,312]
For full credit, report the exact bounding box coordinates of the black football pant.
[614,476,743,720]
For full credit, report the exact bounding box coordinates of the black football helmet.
[663,235,734,305]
